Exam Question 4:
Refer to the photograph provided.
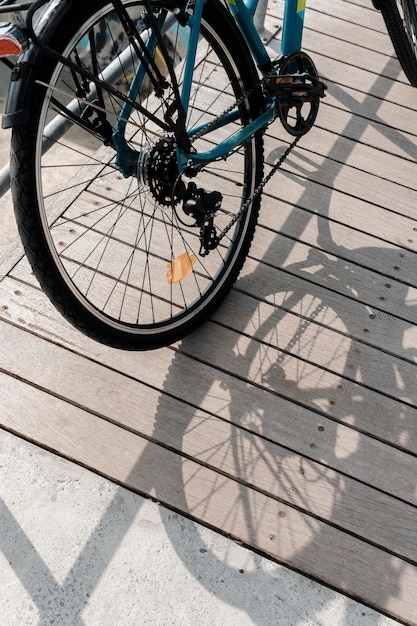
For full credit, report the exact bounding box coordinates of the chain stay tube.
[176,0,309,171]
[181,106,274,169]
[175,0,275,173]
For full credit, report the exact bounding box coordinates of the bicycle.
[376,0,417,86]
[0,0,415,350]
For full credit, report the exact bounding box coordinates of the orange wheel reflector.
[0,37,22,57]
[167,252,197,284]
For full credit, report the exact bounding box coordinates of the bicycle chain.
[187,79,302,245]
[190,81,262,143]
[216,134,301,243]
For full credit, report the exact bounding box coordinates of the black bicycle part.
[266,51,326,136]
[378,0,417,86]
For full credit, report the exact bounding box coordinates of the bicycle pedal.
[264,73,326,101]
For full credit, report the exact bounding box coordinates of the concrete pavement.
[0,429,402,626]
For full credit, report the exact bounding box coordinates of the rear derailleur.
[264,51,327,136]
[182,182,222,256]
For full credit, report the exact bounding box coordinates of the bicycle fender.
[2,0,74,129]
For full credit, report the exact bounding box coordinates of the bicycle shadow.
[144,51,417,621]
[155,239,417,618]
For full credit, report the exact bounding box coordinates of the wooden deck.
[1,0,417,623]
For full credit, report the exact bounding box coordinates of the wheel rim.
[34,1,260,337]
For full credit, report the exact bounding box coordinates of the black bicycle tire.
[379,0,417,86]
[11,0,264,350]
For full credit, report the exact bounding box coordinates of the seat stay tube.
[115,29,159,137]
[224,0,271,70]
[180,0,206,114]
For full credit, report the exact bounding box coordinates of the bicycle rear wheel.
[379,0,417,85]
[11,0,264,349]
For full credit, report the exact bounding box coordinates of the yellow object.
[297,0,306,13]
[167,252,197,284]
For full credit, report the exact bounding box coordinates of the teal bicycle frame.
[114,0,306,176]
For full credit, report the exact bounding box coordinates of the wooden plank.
[6,209,417,431]
[235,255,417,367]
[263,132,417,222]
[213,282,417,449]
[299,20,415,104]
[1,366,417,625]
[267,123,417,191]
[259,188,417,284]
[11,239,417,370]
[1,318,416,564]
[304,26,403,85]
[2,267,417,468]
[308,0,389,37]
[7,236,417,395]
[312,100,417,160]
[322,85,417,139]
[307,2,391,53]
[260,167,417,255]
[1,274,417,506]
[310,50,411,108]
[248,225,417,326]
[177,326,417,500]
[0,240,24,283]
[1,261,417,452]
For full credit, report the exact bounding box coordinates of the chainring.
[276,51,322,137]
